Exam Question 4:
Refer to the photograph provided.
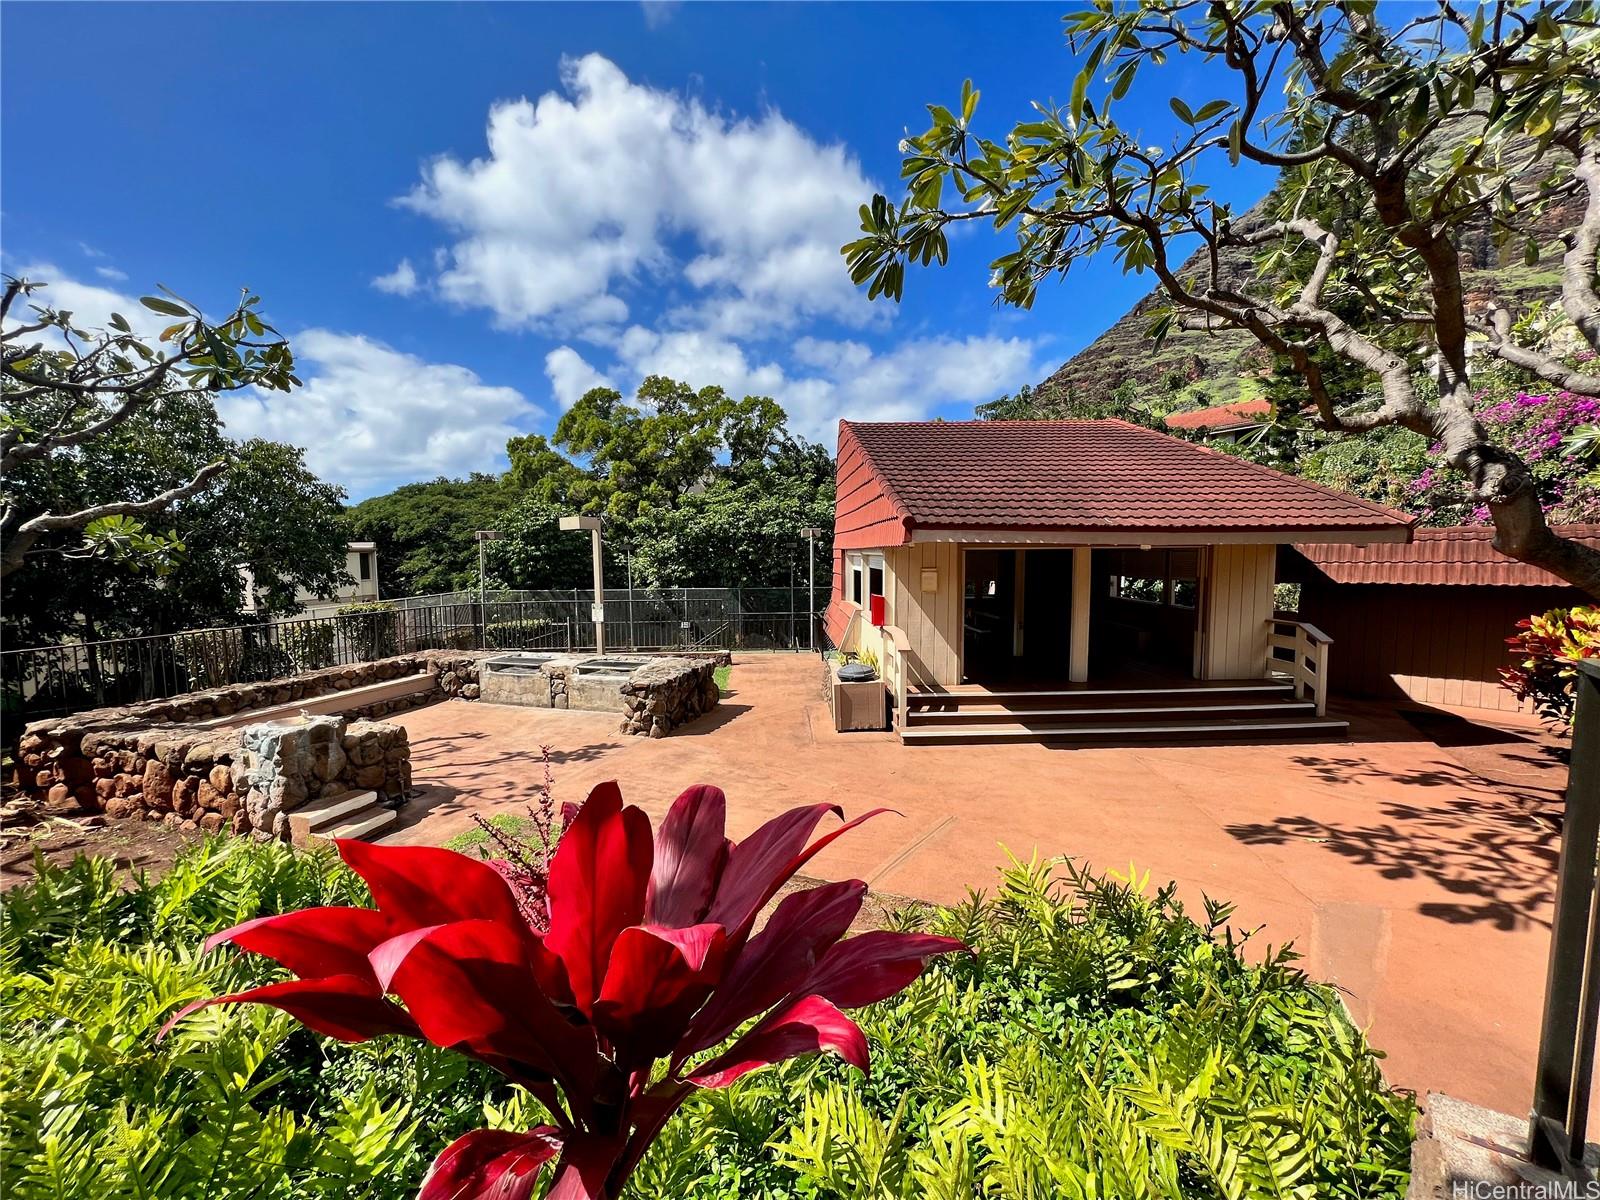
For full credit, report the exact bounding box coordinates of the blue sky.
[2,1,1276,500]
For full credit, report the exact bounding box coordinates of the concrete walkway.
[387,654,1569,1118]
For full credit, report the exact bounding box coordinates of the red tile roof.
[834,419,1413,547]
[1296,525,1600,586]
[1163,400,1273,430]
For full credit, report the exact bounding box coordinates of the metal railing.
[3,598,823,725]
[1530,658,1600,1177]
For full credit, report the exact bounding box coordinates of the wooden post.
[1012,550,1026,658]
[1531,660,1600,1173]
[1069,546,1091,683]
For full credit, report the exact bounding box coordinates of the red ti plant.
[162,782,964,1199]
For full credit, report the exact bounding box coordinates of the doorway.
[961,549,1074,684]
[1088,547,1201,681]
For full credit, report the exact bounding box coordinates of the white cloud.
[94,265,129,282]
[216,331,539,496]
[5,267,538,498]
[574,327,1046,446]
[371,258,420,296]
[544,346,615,409]
[400,53,881,338]
[3,263,167,341]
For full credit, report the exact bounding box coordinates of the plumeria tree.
[845,0,1600,595]
[163,782,964,1200]
[1,277,299,579]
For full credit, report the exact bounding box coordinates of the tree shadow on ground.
[1226,787,1560,930]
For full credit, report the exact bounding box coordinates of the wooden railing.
[879,625,911,733]
[1266,618,1333,716]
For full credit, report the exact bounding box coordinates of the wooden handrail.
[1264,618,1332,716]
[880,624,910,732]
[1267,617,1332,646]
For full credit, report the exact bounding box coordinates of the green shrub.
[1,839,510,1200]
[2,844,1413,1199]
[634,857,1415,1200]
[336,602,399,661]
[173,627,246,689]
[483,616,562,650]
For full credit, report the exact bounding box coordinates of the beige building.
[241,541,380,617]
[824,420,1414,745]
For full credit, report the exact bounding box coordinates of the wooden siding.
[833,423,912,551]
[884,542,963,687]
[1201,543,1275,678]
[1298,580,1581,712]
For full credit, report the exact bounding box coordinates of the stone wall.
[13,651,482,830]
[475,652,724,736]
[35,714,408,839]
[238,715,410,839]
[619,658,721,738]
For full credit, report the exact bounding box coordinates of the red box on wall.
[869,594,886,626]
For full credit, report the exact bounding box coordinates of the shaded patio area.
[386,653,1568,1119]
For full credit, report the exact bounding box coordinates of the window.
[847,552,885,609]
[358,552,372,581]
[1112,575,1165,604]
[1108,548,1199,608]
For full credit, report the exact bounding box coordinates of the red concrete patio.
[385,653,1568,1119]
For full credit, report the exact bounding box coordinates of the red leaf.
[645,784,728,928]
[680,879,865,1058]
[593,923,727,1057]
[545,1131,630,1200]
[706,806,891,939]
[545,782,653,1014]
[158,975,419,1043]
[382,919,597,1094]
[686,994,867,1089]
[799,931,967,1010]
[418,1126,562,1200]
[202,906,392,985]
[337,840,526,932]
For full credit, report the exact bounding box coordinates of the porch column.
[1069,546,1091,683]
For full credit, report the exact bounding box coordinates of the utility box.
[829,661,887,732]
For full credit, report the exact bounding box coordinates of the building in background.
[241,541,380,617]
[1283,526,1600,713]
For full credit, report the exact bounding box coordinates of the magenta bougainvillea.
[1408,388,1600,526]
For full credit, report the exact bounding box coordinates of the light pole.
[800,526,823,652]
[475,530,502,649]
[559,514,605,654]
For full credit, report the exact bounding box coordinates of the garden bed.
[1,835,1414,1199]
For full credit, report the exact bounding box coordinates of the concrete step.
[906,682,1295,710]
[898,717,1350,747]
[905,700,1318,726]
[315,807,398,844]
[289,790,381,845]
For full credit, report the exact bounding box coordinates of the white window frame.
[846,552,886,611]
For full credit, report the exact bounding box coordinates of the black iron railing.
[2,597,823,725]
[1531,658,1600,1176]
